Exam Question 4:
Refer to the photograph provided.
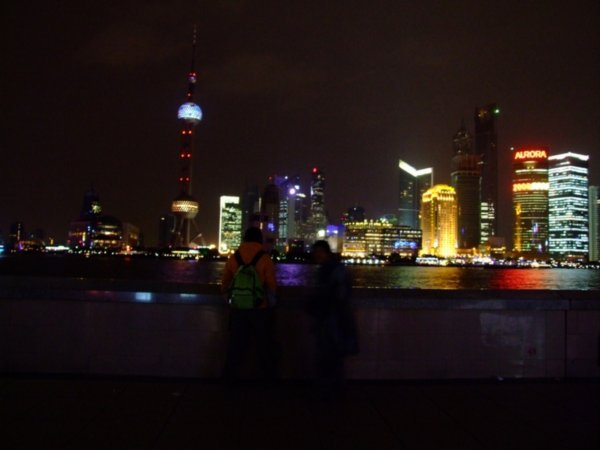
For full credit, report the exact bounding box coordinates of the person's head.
[311,240,332,264]
[243,227,263,244]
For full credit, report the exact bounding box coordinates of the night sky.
[4,1,599,245]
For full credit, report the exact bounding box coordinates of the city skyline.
[4,1,599,245]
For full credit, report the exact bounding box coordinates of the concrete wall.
[1,279,598,379]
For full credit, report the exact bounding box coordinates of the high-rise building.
[276,176,306,246]
[589,186,600,262]
[261,178,280,240]
[241,185,260,232]
[303,167,327,244]
[420,185,458,258]
[342,220,421,258]
[310,167,327,230]
[475,104,500,244]
[170,28,202,247]
[512,148,549,257]
[218,196,242,254]
[398,160,433,229]
[450,124,481,250]
[548,152,589,261]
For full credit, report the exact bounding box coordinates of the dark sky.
[3,0,599,245]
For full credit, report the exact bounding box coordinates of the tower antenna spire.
[190,24,197,72]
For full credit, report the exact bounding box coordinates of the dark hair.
[311,240,332,254]
[243,227,263,244]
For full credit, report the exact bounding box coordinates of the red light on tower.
[312,167,318,174]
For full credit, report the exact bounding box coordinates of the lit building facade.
[342,220,421,258]
[450,124,481,250]
[218,196,242,254]
[588,186,599,262]
[475,104,500,244]
[398,160,433,229]
[68,188,123,252]
[512,148,549,257]
[420,185,458,258]
[548,152,589,260]
[68,216,122,252]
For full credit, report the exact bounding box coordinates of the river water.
[1,255,599,290]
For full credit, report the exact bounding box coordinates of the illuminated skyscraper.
[170,28,203,247]
[450,124,481,250]
[277,176,306,246]
[548,152,589,260]
[303,167,327,243]
[218,196,242,254]
[512,148,549,257]
[398,160,433,229]
[420,185,457,258]
[475,104,500,244]
[310,167,327,230]
[589,186,600,262]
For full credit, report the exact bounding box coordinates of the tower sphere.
[171,192,199,219]
[178,102,203,124]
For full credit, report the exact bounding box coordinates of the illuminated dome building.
[170,27,203,248]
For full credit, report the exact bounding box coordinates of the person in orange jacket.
[221,227,279,382]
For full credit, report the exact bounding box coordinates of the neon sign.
[514,149,547,160]
[513,182,549,192]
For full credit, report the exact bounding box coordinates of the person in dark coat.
[306,240,358,395]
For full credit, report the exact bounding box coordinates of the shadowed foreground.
[1,376,598,450]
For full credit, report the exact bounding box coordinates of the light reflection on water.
[158,261,600,290]
[3,256,599,290]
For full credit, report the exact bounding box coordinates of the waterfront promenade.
[2,376,598,450]
[2,276,599,380]
[2,274,599,448]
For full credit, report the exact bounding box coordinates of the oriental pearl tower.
[170,27,203,247]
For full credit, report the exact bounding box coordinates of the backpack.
[228,250,266,309]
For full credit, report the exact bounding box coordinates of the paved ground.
[1,376,598,450]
